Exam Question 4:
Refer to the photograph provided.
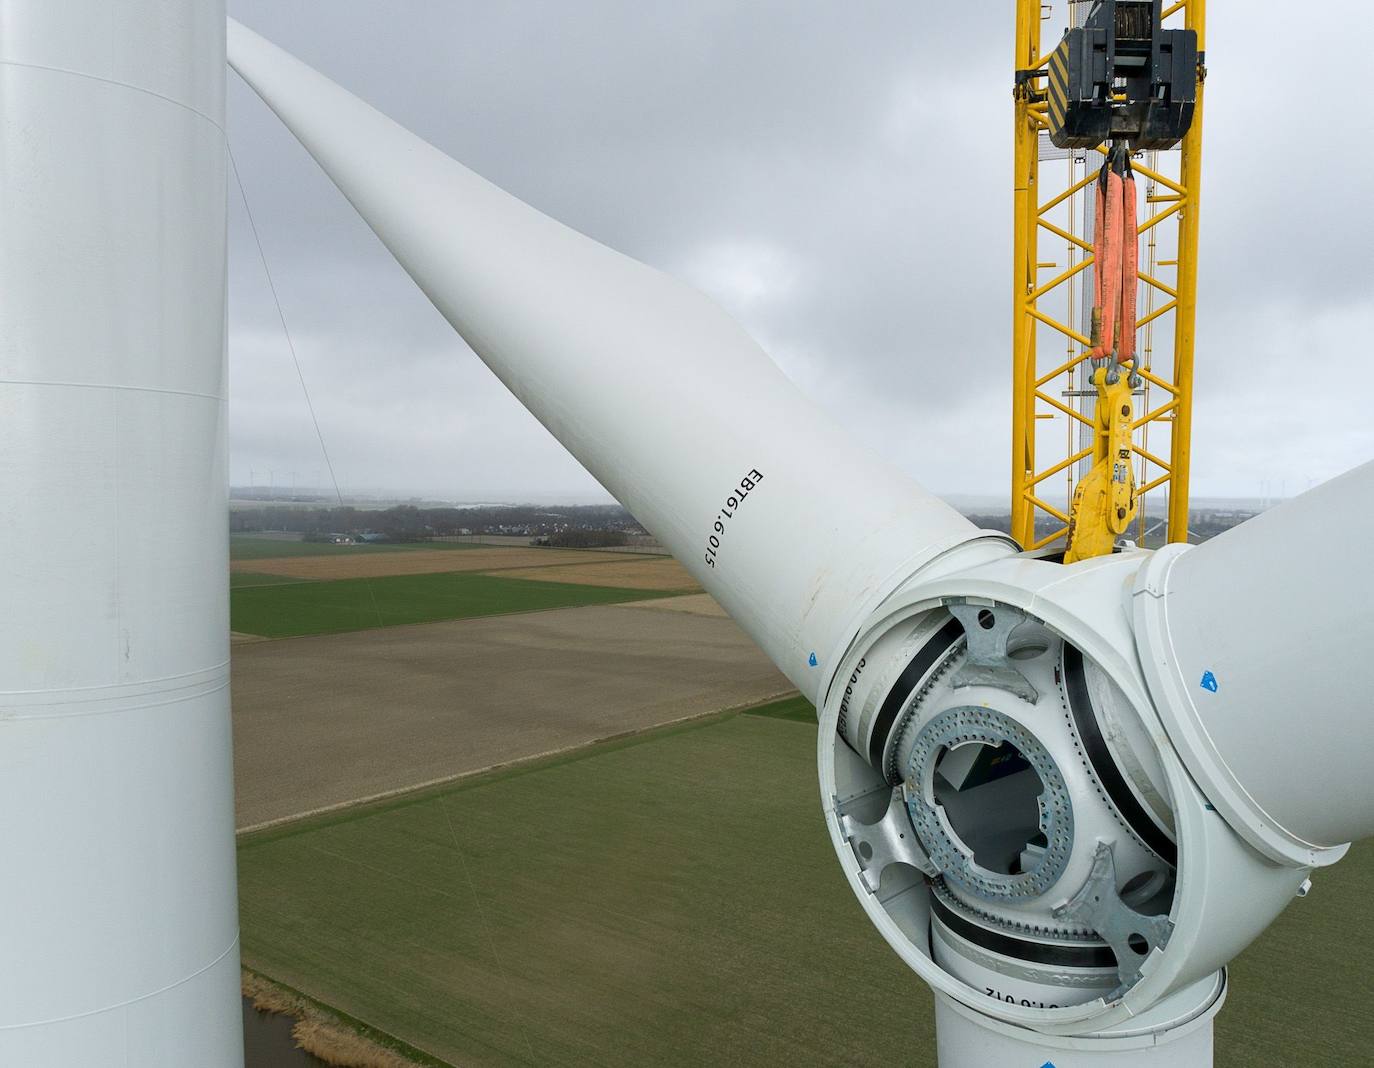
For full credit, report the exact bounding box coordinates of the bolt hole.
[1006,622,1051,660]
[1121,871,1154,896]
[858,840,873,861]
[977,609,996,630]
[1127,933,1149,955]
[1119,869,1169,909]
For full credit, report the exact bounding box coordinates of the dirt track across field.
[487,557,698,590]
[619,592,729,617]
[231,546,644,581]
[232,600,791,828]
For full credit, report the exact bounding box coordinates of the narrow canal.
[242,996,330,1067]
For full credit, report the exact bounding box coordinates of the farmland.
[230,538,1372,1067]
[473,557,695,590]
[230,547,654,581]
[228,539,700,639]
[231,599,790,828]
[231,570,688,638]
[231,571,312,589]
[237,695,1374,1067]
[237,699,924,1068]
[229,535,484,560]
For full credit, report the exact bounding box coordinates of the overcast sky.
[226,2,1373,506]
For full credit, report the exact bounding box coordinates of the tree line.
[230,503,646,544]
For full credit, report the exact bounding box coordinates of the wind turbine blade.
[226,18,1013,699]
[1134,459,1374,859]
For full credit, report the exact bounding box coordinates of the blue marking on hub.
[807,652,818,668]
[1200,669,1218,692]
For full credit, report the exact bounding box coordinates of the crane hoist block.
[1044,0,1198,151]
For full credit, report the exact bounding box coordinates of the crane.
[1011,0,1205,559]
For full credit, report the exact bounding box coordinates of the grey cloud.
[226,1,1373,504]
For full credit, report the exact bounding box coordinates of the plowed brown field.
[230,547,626,581]
[232,601,790,828]
[486,557,698,590]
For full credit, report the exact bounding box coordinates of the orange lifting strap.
[1091,143,1137,366]
[1064,142,1142,565]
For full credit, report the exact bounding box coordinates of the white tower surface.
[0,2,242,1064]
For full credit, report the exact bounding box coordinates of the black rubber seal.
[1063,645,1178,866]
[931,890,1116,969]
[867,617,965,773]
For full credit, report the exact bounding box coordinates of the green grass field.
[230,536,484,560]
[231,571,313,589]
[230,571,681,638]
[237,695,1374,1066]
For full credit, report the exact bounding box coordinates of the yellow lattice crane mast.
[1010,0,1205,558]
